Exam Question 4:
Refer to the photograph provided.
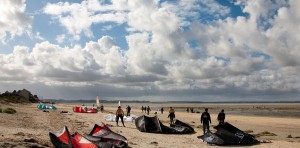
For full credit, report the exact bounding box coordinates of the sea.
[63,101,300,118]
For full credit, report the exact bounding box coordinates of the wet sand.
[0,103,300,147]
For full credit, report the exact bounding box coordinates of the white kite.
[104,114,138,122]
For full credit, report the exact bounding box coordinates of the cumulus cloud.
[56,34,66,44]
[182,0,300,94]
[0,0,32,42]
[44,0,127,38]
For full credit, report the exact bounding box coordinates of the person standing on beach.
[126,105,131,116]
[100,104,104,112]
[146,106,151,115]
[116,106,125,127]
[141,106,144,113]
[200,108,211,134]
[160,107,164,114]
[191,107,194,113]
[168,107,175,126]
[217,109,225,125]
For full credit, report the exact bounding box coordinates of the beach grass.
[3,107,17,114]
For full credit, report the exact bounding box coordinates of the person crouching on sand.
[116,106,125,127]
[168,107,175,126]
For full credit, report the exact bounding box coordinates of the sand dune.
[0,103,300,148]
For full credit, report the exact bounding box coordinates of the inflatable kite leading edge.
[49,123,128,148]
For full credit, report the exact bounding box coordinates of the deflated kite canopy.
[49,123,128,148]
[104,114,138,122]
[49,126,98,148]
[85,123,128,148]
[197,131,225,145]
[73,106,97,113]
[37,103,57,110]
[135,115,195,134]
[49,126,74,148]
[198,122,259,145]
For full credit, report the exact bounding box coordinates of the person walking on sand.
[217,109,225,125]
[168,107,175,126]
[160,107,164,114]
[200,108,211,134]
[141,106,144,113]
[146,106,151,115]
[116,106,125,127]
[126,105,131,116]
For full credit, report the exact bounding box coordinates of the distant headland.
[0,89,40,103]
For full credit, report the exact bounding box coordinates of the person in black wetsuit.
[200,108,211,134]
[146,106,151,115]
[168,107,175,126]
[217,109,225,125]
[100,104,104,112]
[126,105,131,116]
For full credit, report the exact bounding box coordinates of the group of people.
[141,106,166,114]
[186,107,194,113]
[115,105,226,134]
[115,105,176,127]
[200,108,226,134]
[141,106,151,115]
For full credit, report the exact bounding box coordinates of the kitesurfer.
[126,105,131,116]
[160,107,164,114]
[168,107,175,126]
[200,108,211,134]
[116,106,125,127]
[100,104,104,112]
[146,106,151,115]
[217,109,225,125]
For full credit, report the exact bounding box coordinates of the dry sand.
[0,103,300,148]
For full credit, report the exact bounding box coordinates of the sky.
[0,0,299,102]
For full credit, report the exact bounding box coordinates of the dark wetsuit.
[160,107,164,114]
[116,114,124,124]
[146,106,151,115]
[126,106,131,116]
[200,111,211,134]
[217,112,225,124]
[168,108,175,125]
[168,112,175,124]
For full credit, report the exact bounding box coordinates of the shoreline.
[61,102,300,118]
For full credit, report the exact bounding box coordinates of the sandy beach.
[1,103,300,148]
